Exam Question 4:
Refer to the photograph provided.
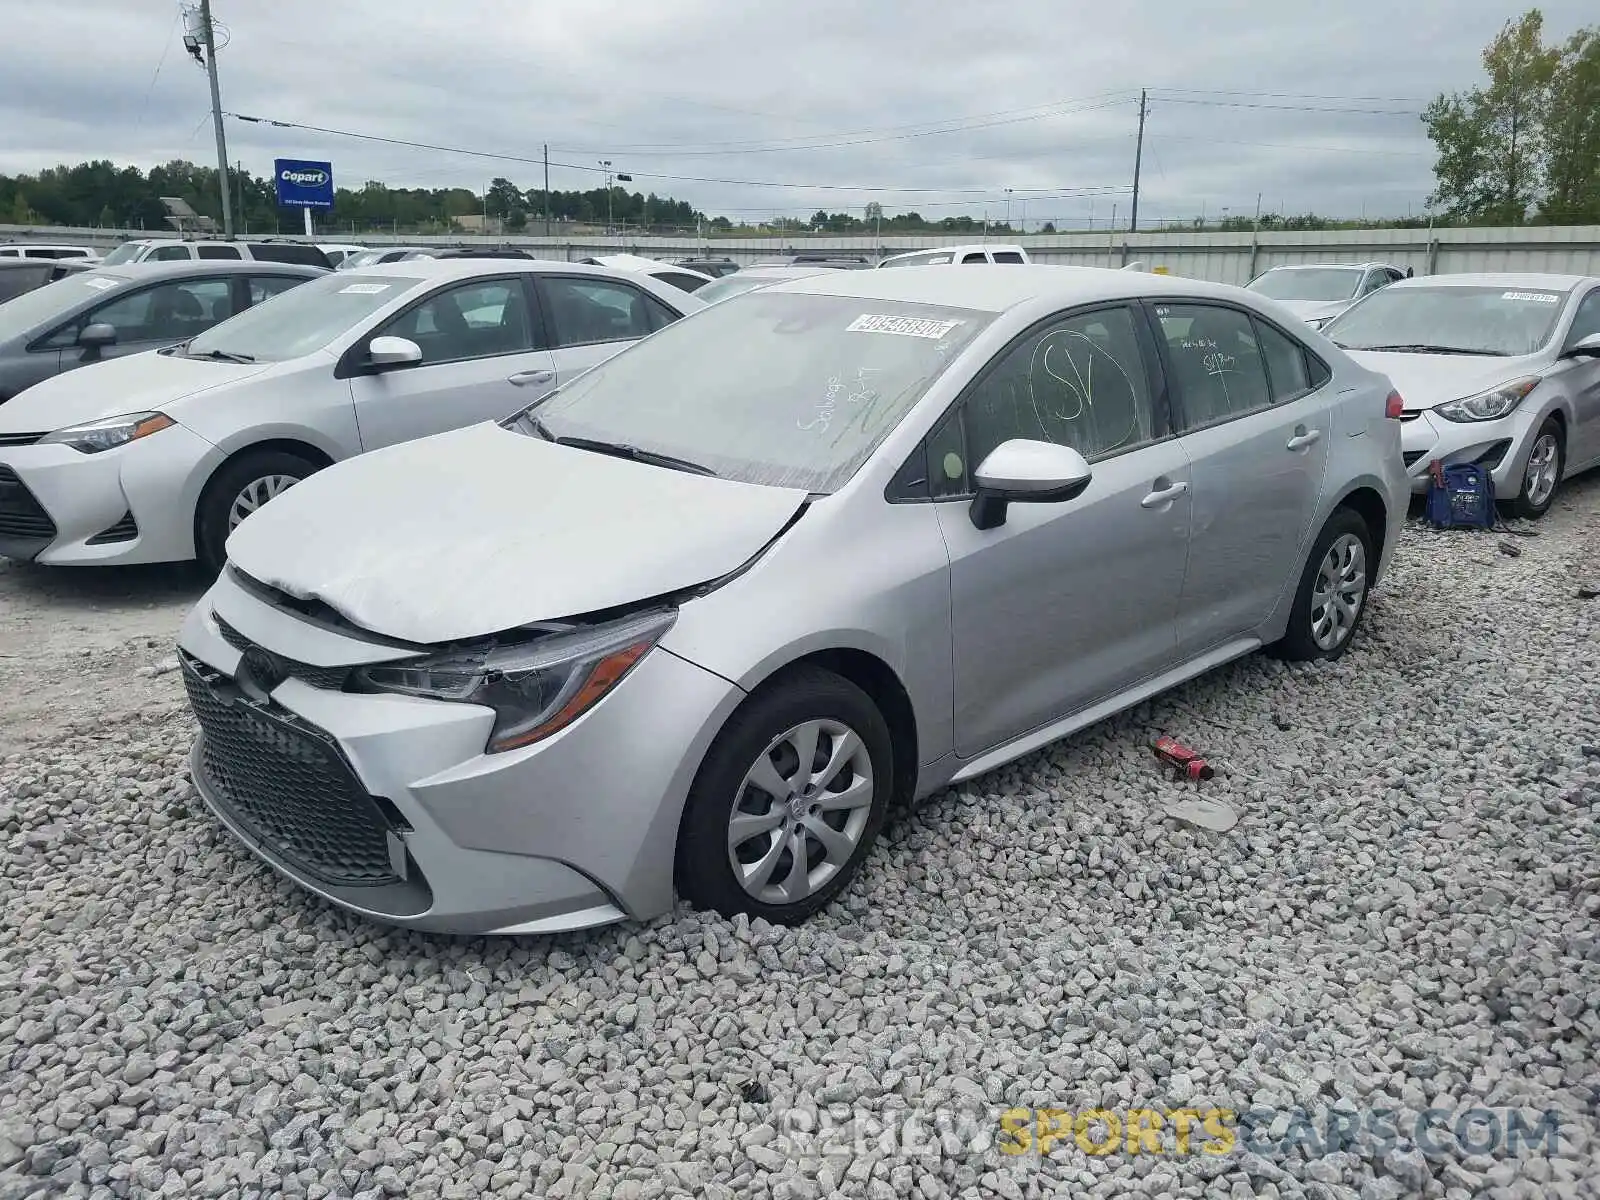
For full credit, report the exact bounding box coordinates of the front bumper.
[1398,406,1540,498]
[176,572,744,934]
[0,426,223,565]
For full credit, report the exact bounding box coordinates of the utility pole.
[1129,88,1148,234]
[543,144,551,238]
[199,0,234,238]
[1005,188,1013,230]
[599,160,613,234]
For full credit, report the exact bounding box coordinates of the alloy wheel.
[1523,432,1560,511]
[1310,532,1366,652]
[228,474,300,531]
[727,718,874,906]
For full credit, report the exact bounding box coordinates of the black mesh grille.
[86,510,139,545]
[1403,451,1427,468]
[183,653,399,887]
[1397,411,1422,423]
[0,432,46,447]
[214,615,351,691]
[0,465,56,539]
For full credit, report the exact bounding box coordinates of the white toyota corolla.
[0,259,701,570]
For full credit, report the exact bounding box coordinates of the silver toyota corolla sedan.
[176,266,1408,934]
[1322,272,1600,517]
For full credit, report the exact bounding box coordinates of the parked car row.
[0,244,1595,938]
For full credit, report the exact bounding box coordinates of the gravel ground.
[3,476,1599,1200]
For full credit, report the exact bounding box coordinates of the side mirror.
[1563,331,1600,359]
[1405,267,1415,278]
[969,439,1093,530]
[78,323,117,359]
[366,335,423,370]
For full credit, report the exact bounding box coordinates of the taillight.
[1385,391,1404,419]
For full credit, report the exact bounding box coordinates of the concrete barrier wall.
[5,223,1599,283]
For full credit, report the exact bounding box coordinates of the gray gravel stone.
[2,484,1599,1199]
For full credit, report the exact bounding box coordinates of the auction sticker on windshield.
[848,314,963,339]
[1502,291,1560,303]
[339,283,391,295]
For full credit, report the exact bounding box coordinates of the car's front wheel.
[676,666,893,924]
[1510,418,1563,520]
[1272,508,1373,662]
[196,449,319,574]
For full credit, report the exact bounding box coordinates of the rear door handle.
[508,369,554,387]
[1286,428,1322,451]
[1140,480,1189,508]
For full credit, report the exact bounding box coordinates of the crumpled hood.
[224,421,812,644]
[0,348,270,433]
[1274,298,1353,324]
[1345,350,1545,411]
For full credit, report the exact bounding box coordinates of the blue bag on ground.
[1425,462,1495,529]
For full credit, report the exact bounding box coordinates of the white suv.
[99,239,331,269]
[878,244,1031,268]
[0,244,99,261]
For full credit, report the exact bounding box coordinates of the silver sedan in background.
[175,266,1407,934]
[1323,272,1600,517]
[0,260,702,569]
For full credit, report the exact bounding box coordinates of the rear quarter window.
[247,244,332,269]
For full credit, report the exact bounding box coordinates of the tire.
[1271,508,1374,663]
[676,666,893,924]
[195,450,319,575]
[1508,418,1563,520]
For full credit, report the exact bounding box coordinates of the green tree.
[1423,9,1560,224]
[1541,26,1600,222]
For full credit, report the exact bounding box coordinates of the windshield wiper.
[185,347,256,363]
[553,435,719,477]
[1345,343,1503,356]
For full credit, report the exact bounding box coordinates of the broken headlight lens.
[355,609,676,752]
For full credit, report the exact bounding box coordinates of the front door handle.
[1140,480,1189,509]
[1286,428,1322,451]
[508,369,555,387]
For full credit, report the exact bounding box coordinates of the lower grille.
[86,510,139,545]
[1397,411,1422,423]
[1403,451,1428,469]
[0,465,56,539]
[215,615,351,691]
[182,653,399,887]
[0,432,46,447]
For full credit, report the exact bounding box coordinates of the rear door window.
[149,246,192,261]
[1154,303,1274,429]
[961,252,988,264]
[0,266,52,302]
[993,251,1026,264]
[198,244,242,259]
[539,277,657,346]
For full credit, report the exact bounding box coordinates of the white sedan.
[0,259,703,571]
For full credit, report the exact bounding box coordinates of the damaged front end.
[350,608,677,753]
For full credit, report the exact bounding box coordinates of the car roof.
[883,243,1026,258]
[67,260,324,284]
[766,263,1255,313]
[1386,271,1597,291]
[347,258,660,283]
[729,266,830,279]
[1261,262,1401,274]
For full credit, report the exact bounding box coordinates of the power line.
[1150,95,1419,116]
[1151,86,1428,103]
[547,92,1140,157]
[226,112,1131,196]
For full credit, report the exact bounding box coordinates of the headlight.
[1433,377,1540,423]
[38,411,174,454]
[355,609,676,752]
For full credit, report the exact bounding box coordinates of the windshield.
[0,273,126,336]
[1247,267,1363,302]
[186,273,423,361]
[1325,285,1570,356]
[98,244,144,266]
[524,292,992,492]
[695,274,790,305]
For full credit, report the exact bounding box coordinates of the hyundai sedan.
[1323,272,1600,517]
[176,266,1407,934]
[0,259,701,570]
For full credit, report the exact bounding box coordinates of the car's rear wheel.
[1271,508,1373,662]
[196,450,319,575]
[1510,419,1563,520]
[676,666,892,924]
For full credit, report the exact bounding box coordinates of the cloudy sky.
[0,0,1593,228]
